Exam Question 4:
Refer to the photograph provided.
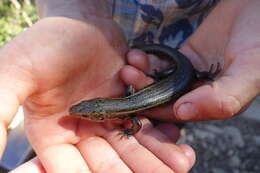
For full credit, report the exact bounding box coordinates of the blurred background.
[0,0,38,46]
[0,0,259,173]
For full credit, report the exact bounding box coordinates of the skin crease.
[121,0,260,122]
[2,0,195,173]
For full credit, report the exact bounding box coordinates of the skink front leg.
[121,114,142,137]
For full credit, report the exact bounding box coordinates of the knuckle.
[218,95,241,119]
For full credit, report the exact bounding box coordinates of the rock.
[211,168,227,173]
[193,129,216,139]
[241,96,260,122]
[212,149,220,156]
[179,115,260,173]
[186,134,194,142]
[204,125,224,134]
[253,136,260,147]
[227,150,235,156]
[232,169,240,173]
[223,126,245,148]
[229,156,241,168]
[218,140,228,152]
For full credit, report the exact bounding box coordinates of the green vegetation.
[0,0,38,46]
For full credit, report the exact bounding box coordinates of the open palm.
[1,17,194,172]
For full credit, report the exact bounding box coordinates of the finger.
[144,104,175,121]
[178,144,196,168]
[10,157,46,173]
[0,46,37,157]
[127,49,150,73]
[24,114,90,173]
[127,49,175,74]
[37,144,90,173]
[135,119,193,173]
[155,123,180,142]
[119,65,154,90]
[77,136,132,173]
[103,122,175,173]
[0,90,24,157]
[174,50,260,121]
[155,122,195,166]
[0,83,35,157]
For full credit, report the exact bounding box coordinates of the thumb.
[0,89,21,156]
[0,47,36,157]
[174,50,260,121]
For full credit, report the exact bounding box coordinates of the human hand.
[0,14,127,170]
[0,9,195,173]
[10,121,195,173]
[120,0,260,122]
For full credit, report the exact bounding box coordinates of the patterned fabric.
[112,0,219,48]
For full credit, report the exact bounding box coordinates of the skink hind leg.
[120,115,142,138]
[195,62,222,80]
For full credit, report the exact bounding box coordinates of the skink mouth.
[80,115,105,122]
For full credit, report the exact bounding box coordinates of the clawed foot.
[117,129,135,139]
[147,67,176,81]
[196,62,222,81]
[117,116,142,139]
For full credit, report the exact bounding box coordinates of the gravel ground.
[179,114,260,173]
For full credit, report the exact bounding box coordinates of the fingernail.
[176,103,198,120]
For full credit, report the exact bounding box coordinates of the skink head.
[69,99,107,122]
